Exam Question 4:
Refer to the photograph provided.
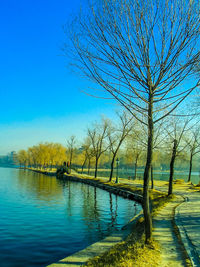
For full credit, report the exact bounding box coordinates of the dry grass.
[174,179,185,184]
[191,182,200,192]
[84,218,161,267]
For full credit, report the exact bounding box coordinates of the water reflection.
[17,170,63,204]
[0,168,141,267]
[16,169,140,231]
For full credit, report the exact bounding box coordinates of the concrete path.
[150,181,200,267]
[153,195,186,267]
[175,191,200,266]
[123,178,200,266]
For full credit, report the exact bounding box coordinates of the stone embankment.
[29,168,143,203]
[61,173,143,203]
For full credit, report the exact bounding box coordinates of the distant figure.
[56,161,71,178]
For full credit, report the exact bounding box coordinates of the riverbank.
[27,168,182,266]
[78,168,200,184]
[27,168,200,266]
[28,167,165,203]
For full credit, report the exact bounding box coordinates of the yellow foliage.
[17,142,67,168]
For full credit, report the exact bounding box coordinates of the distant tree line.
[17,111,200,186]
[17,143,67,169]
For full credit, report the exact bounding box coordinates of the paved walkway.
[122,178,200,266]
[151,181,200,267]
[175,191,200,266]
[153,195,186,267]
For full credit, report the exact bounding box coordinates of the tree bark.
[151,165,154,189]
[134,155,138,179]
[69,150,73,167]
[188,152,193,182]
[109,154,117,182]
[94,157,99,178]
[168,139,177,196]
[143,93,153,244]
[81,157,87,174]
[134,162,137,180]
[87,158,91,175]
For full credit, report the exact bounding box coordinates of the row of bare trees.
[78,111,134,180]
[67,113,200,187]
[65,0,200,242]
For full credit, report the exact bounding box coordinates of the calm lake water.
[0,168,141,267]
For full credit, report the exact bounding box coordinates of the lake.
[0,167,141,267]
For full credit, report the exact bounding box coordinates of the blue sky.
[0,0,116,154]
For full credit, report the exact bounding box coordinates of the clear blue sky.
[0,0,116,154]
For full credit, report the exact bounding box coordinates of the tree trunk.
[109,154,116,182]
[151,165,154,189]
[81,157,87,174]
[87,158,91,175]
[94,157,99,178]
[143,94,153,244]
[70,150,73,167]
[188,152,193,182]
[168,139,177,196]
[134,156,138,179]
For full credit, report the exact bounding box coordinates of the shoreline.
[25,168,197,266]
[27,167,143,203]
[26,168,146,266]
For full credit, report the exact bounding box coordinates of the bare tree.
[184,126,200,182]
[108,111,133,182]
[80,142,90,174]
[80,138,95,174]
[125,141,143,180]
[88,118,110,178]
[66,0,200,243]
[67,135,76,167]
[87,151,94,175]
[165,117,193,195]
[125,124,145,180]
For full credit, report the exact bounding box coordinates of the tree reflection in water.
[0,168,142,266]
